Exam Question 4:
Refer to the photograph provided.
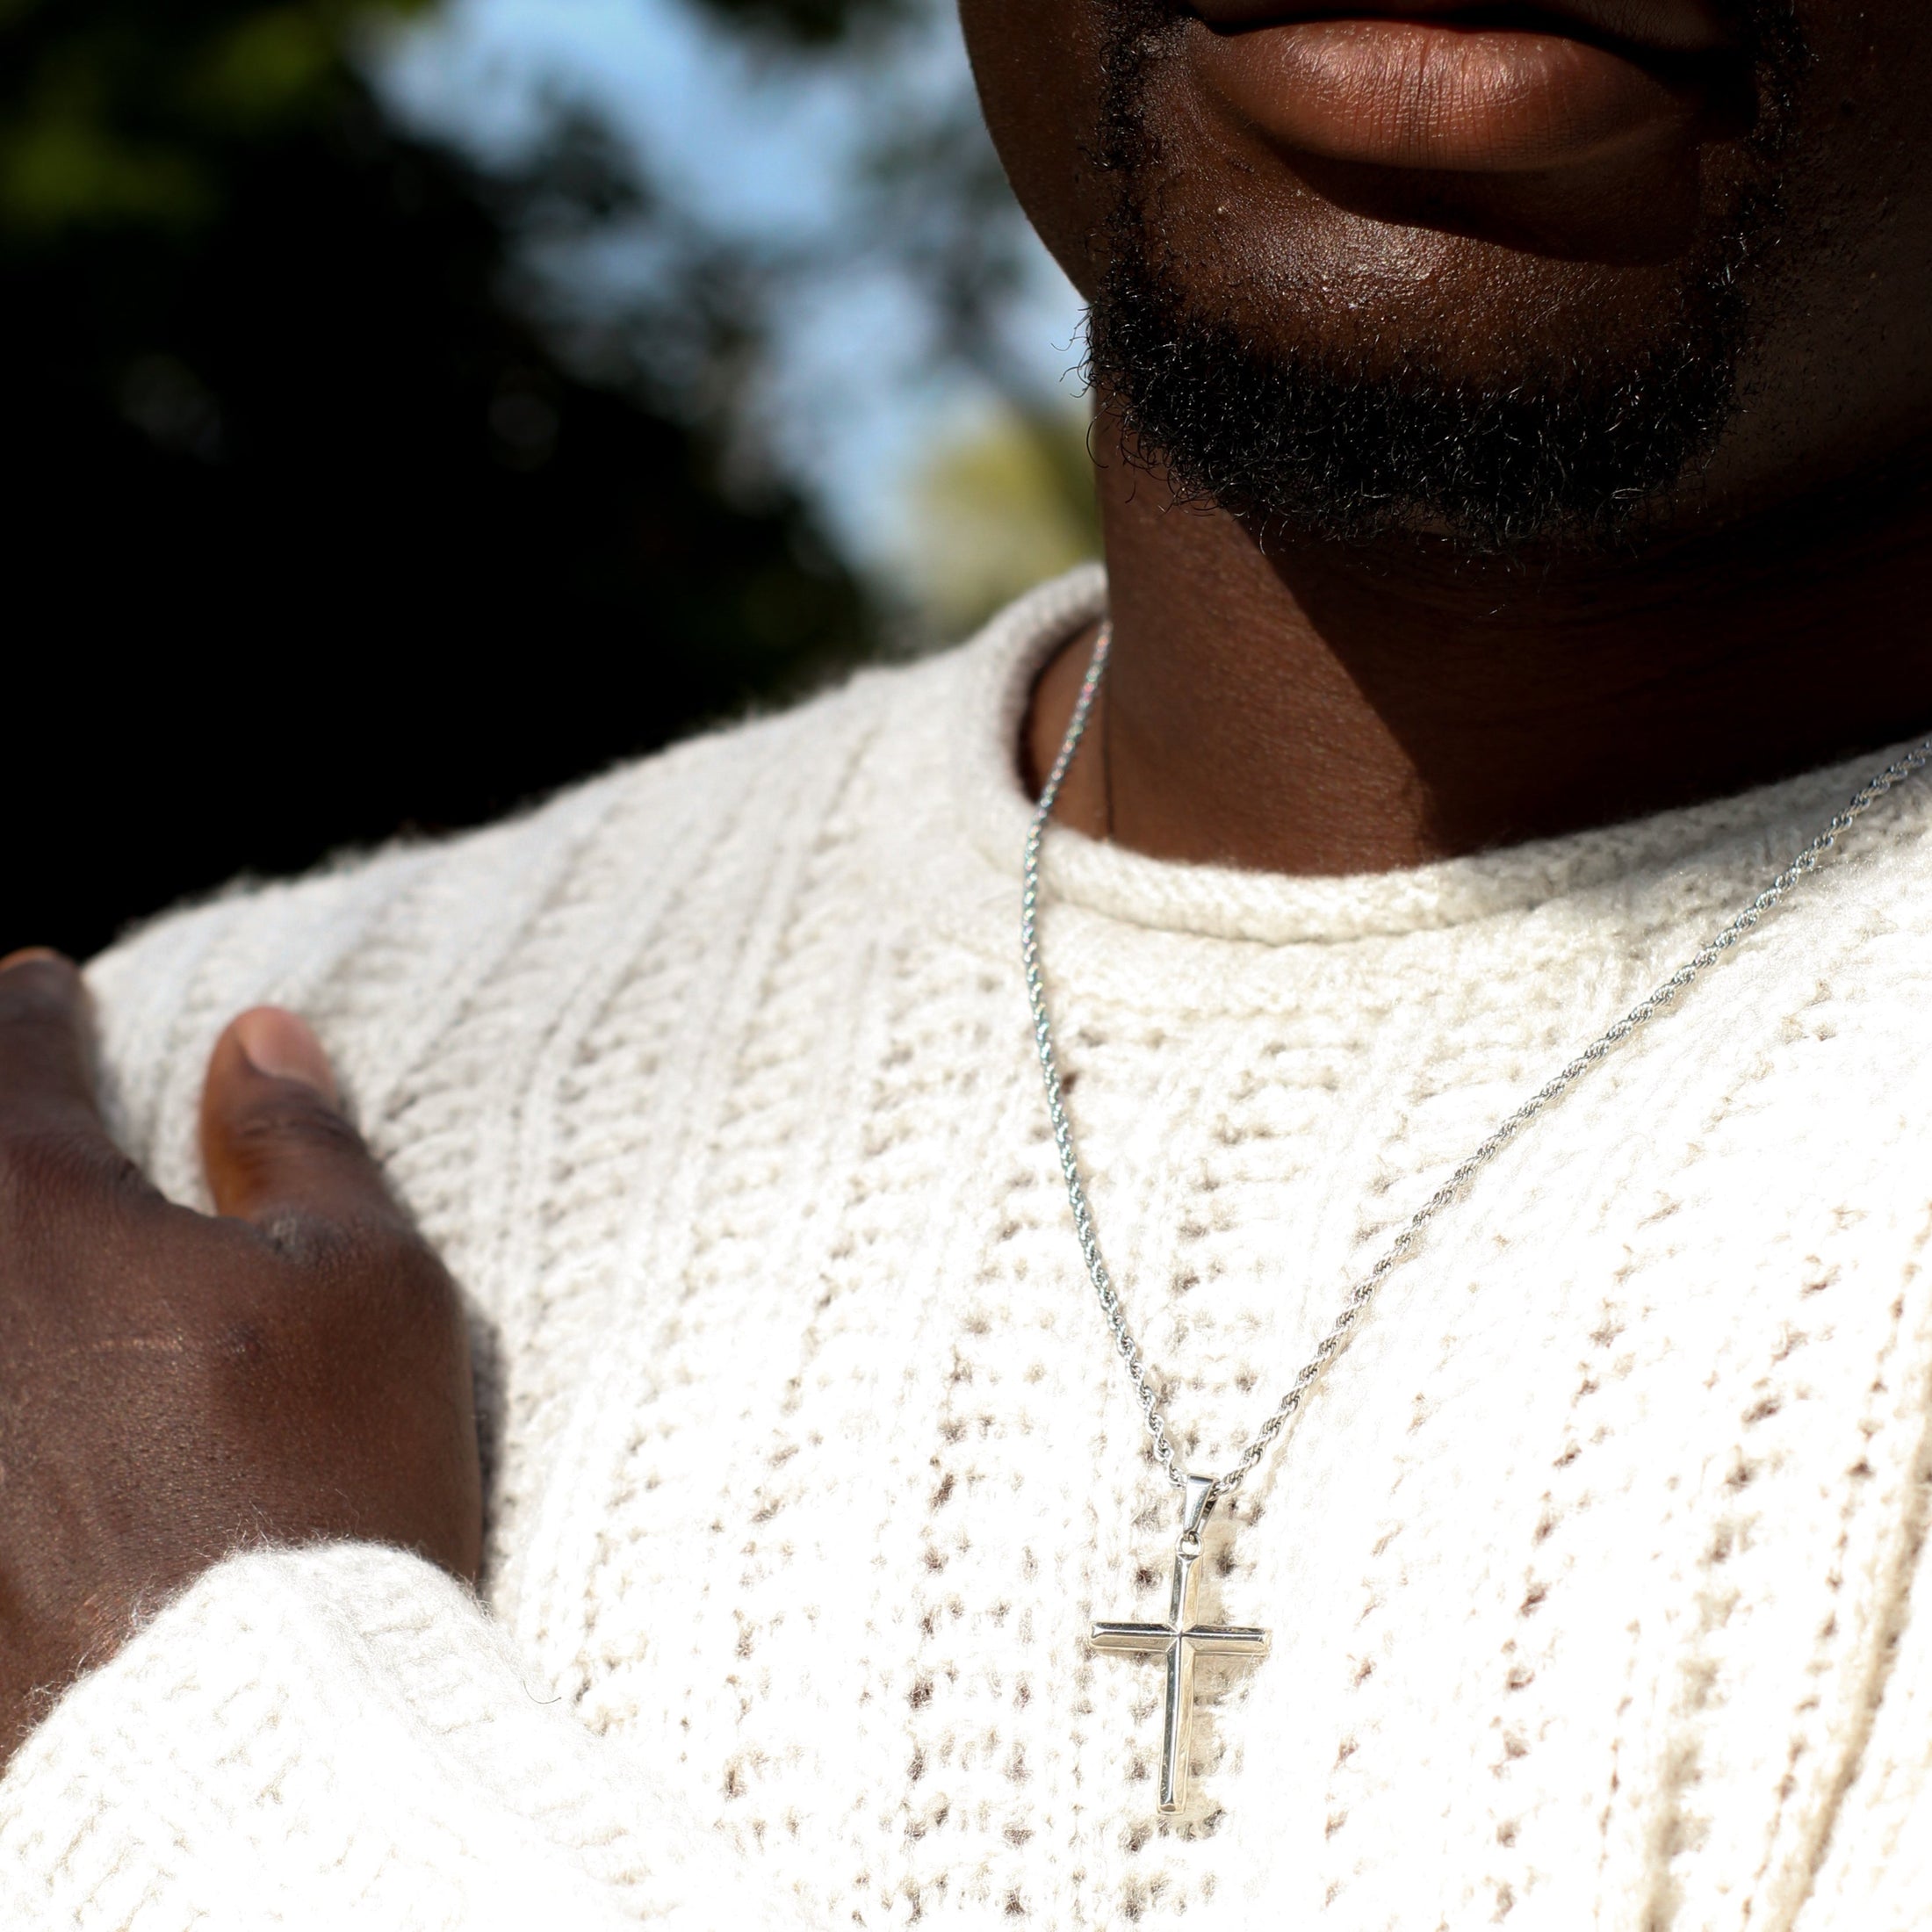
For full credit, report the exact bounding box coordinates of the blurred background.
[2,0,1099,956]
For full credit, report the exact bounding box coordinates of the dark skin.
[1030,442,1932,865]
[974,1,1932,861]
[0,961,479,1758]
[5,0,1932,1768]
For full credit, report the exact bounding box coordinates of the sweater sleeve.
[0,1543,810,1932]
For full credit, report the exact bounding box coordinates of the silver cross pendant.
[1092,1474,1271,1813]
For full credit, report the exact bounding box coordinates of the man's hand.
[0,952,481,1765]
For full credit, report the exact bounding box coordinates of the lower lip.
[1188,18,1710,174]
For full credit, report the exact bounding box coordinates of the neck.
[1028,427,1932,874]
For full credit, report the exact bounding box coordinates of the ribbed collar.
[949,566,1932,946]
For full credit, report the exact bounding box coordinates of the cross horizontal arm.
[1091,1622,1175,1653]
[1186,1627,1270,1656]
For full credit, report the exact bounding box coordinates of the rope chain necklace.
[1022,617,1932,1814]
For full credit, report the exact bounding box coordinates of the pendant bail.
[1179,1473,1216,1556]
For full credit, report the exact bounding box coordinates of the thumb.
[200,1008,396,1235]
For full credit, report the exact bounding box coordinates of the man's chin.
[1080,0,1805,555]
[1085,239,1755,554]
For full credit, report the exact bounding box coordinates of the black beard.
[1085,4,1807,552]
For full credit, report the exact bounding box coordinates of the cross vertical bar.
[1160,1621,1196,1810]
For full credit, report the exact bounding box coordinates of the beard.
[1084,3,1809,551]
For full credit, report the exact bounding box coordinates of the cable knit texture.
[4,566,1930,1929]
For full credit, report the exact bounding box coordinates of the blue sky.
[377,0,1086,575]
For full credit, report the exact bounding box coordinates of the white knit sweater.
[5,568,1931,1931]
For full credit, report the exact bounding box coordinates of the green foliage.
[688,0,906,47]
[0,1,437,231]
[186,7,365,122]
[1,0,876,955]
[906,406,1100,638]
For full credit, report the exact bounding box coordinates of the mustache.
[1731,0,1808,156]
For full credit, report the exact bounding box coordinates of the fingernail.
[232,1008,339,1107]
[0,948,66,972]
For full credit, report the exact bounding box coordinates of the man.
[2,0,1929,1924]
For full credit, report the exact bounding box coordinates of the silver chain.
[1023,618,1932,1501]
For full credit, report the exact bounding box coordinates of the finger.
[200,1008,401,1236]
[0,950,107,1140]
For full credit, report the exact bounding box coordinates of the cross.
[1092,1474,1271,1813]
